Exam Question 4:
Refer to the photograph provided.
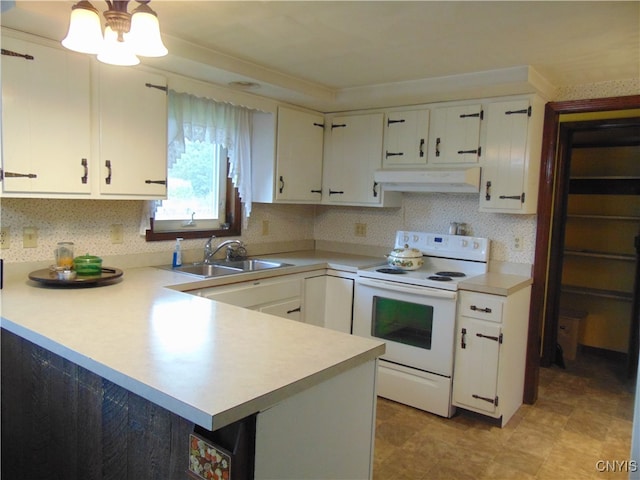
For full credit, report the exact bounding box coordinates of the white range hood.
[374,167,481,193]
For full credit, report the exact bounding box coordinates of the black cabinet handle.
[470,305,492,313]
[331,124,347,129]
[310,189,322,194]
[485,181,491,201]
[287,306,302,314]
[419,139,425,158]
[373,181,378,198]
[1,170,37,180]
[461,328,467,349]
[329,189,344,195]
[460,111,483,119]
[385,151,404,158]
[435,138,441,157]
[105,160,112,185]
[279,175,285,194]
[457,149,479,155]
[145,179,167,185]
[499,193,525,203]
[81,158,88,184]
[387,118,405,126]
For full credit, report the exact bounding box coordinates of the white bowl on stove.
[386,245,424,270]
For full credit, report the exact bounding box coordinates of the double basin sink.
[159,259,293,278]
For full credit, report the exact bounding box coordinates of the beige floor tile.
[481,460,537,480]
[372,351,635,480]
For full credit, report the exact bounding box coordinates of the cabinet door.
[98,65,167,197]
[480,99,531,212]
[324,275,354,333]
[428,104,482,164]
[276,107,324,201]
[383,109,429,167]
[452,316,501,414]
[323,113,384,205]
[303,275,354,332]
[1,37,91,195]
[260,299,302,322]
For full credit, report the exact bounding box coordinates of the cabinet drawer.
[459,292,503,323]
[260,299,302,322]
[203,278,302,309]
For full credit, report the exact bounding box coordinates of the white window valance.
[168,90,253,217]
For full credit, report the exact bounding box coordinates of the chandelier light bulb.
[130,6,168,57]
[61,1,103,54]
[97,26,140,66]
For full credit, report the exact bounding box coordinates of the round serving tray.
[28,267,123,287]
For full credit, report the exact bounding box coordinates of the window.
[153,140,227,231]
[145,90,252,241]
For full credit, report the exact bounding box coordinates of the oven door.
[353,276,457,377]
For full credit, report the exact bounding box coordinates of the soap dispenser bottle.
[172,237,183,267]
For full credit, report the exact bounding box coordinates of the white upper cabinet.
[97,64,168,198]
[480,96,544,214]
[275,106,324,202]
[323,113,400,207]
[1,36,92,196]
[428,104,482,165]
[382,109,430,167]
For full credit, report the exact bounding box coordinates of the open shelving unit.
[560,139,639,356]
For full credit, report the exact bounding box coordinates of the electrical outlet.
[0,227,10,249]
[513,235,523,252]
[23,227,38,248]
[110,224,124,244]
[355,223,367,237]
[262,220,269,236]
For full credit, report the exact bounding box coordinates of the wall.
[0,198,315,265]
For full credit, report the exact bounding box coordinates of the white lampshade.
[97,27,140,66]
[61,3,103,54]
[129,10,168,57]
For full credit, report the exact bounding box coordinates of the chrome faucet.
[204,236,246,263]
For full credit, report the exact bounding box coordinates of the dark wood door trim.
[524,94,640,404]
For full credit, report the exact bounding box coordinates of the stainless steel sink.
[210,259,292,271]
[157,259,292,278]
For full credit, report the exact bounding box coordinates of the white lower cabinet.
[452,287,531,427]
[303,271,355,333]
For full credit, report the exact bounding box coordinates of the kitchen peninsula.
[0,259,385,480]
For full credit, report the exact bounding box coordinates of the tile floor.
[373,350,637,479]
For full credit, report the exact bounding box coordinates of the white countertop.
[0,251,385,431]
[459,272,533,296]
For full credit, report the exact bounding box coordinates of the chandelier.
[62,0,168,66]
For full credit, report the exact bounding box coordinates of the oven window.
[372,296,434,350]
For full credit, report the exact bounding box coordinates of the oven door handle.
[356,277,457,299]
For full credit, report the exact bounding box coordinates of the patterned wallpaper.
[0,195,534,265]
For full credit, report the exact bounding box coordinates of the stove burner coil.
[376,268,407,274]
[428,275,453,281]
[435,271,466,277]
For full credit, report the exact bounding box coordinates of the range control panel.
[394,231,490,262]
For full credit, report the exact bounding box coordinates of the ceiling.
[2,1,638,111]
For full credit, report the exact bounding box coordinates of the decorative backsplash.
[0,194,535,266]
